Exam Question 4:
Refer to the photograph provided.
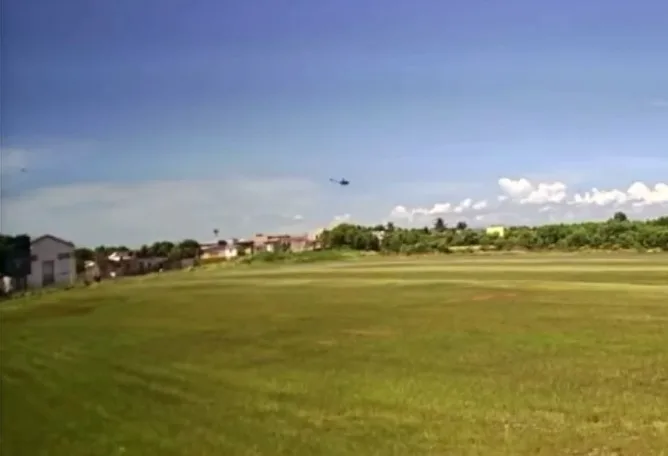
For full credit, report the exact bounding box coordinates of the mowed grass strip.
[166,257,668,289]
[1,254,667,455]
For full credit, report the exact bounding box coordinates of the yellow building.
[485,225,505,238]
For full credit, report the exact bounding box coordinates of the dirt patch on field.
[471,292,518,302]
[1,303,96,323]
[316,339,338,347]
[343,328,397,338]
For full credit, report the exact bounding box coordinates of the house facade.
[200,241,238,260]
[200,239,255,260]
[106,251,168,276]
[253,233,316,253]
[288,235,310,252]
[28,235,76,288]
[254,234,289,252]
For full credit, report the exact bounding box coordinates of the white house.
[199,238,257,260]
[107,251,133,263]
[200,242,238,260]
[28,234,76,288]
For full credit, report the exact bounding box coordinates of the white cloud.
[626,182,668,205]
[390,198,488,220]
[390,203,453,220]
[498,177,533,198]
[426,203,452,215]
[498,177,567,204]
[571,182,668,207]
[453,198,472,213]
[471,200,488,210]
[650,99,668,108]
[520,182,568,204]
[570,188,628,206]
[389,205,410,219]
[293,214,304,221]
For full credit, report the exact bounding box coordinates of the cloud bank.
[389,177,668,226]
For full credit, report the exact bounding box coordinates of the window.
[57,252,71,260]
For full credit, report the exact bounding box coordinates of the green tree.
[0,234,32,278]
[455,221,468,231]
[137,245,150,258]
[178,239,201,259]
[168,246,183,261]
[612,211,628,223]
[149,241,175,258]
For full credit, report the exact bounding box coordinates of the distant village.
[1,230,325,294]
[1,223,512,295]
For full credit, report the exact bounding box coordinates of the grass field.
[2,254,668,455]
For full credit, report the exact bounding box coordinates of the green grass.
[2,254,668,455]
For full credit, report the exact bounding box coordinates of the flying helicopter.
[329,178,350,186]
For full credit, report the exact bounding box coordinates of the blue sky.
[2,0,667,246]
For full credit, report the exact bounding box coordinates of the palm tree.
[213,228,219,239]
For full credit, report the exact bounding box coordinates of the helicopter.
[329,178,350,186]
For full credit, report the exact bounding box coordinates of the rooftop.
[31,234,75,247]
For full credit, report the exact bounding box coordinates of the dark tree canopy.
[612,212,629,223]
[0,235,32,277]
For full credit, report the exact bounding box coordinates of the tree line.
[318,212,668,253]
[74,239,202,273]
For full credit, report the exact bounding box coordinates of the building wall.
[223,246,238,259]
[289,239,308,252]
[200,250,216,260]
[486,226,506,238]
[254,233,314,253]
[180,258,196,269]
[28,237,76,288]
[137,256,167,271]
[201,246,238,260]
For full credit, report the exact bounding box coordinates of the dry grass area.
[2,254,668,455]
